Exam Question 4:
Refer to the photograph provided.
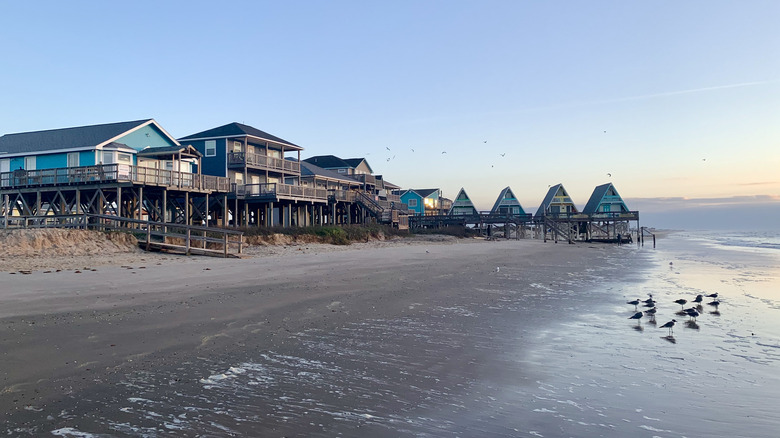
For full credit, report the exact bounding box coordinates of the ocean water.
[9,231,780,437]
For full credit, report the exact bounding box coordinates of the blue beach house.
[582,182,630,216]
[448,188,478,216]
[490,186,526,215]
[0,119,204,188]
[400,188,442,216]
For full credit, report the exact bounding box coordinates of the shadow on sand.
[662,335,677,344]
[632,324,644,332]
[685,320,700,330]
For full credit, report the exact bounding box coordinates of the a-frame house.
[534,183,578,218]
[582,182,630,215]
[490,186,526,216]
[448,187,478,216]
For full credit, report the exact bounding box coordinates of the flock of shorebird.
[626,292,721,338]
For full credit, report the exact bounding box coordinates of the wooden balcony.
[234,183,327,201]
[0,164,231,192]
[227,152,301,174]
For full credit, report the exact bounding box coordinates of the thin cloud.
[738,181,778,186]
[626,194,780,212]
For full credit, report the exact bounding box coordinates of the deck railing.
[0,164,230,192]
[0,213,243,257]
[234,183,328,201]
[227,152,301,174]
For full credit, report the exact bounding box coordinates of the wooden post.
[186,228,191,255]
[205,193,210,227]
[185,192,190,226]
[3,194,8,229]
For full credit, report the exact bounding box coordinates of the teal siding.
[400,192,424,215]
[10,157,24,170]
[37,154,66,169]
[80,150,96,166]
[117,124,177,151]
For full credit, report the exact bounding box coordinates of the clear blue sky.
[1,1,778,229]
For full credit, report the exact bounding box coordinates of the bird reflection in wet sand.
[685,320,700,330]
[662,335,677,344]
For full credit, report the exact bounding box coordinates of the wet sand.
[0,238,624,435]
[3,233,778,436]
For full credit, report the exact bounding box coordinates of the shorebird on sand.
[693,294,704,304]
[674,298,688,309]
[684,308,700,322]
[629,312,643,323]
[627,299,640,310]
[660,319,677,336]
[707,300,720,308]
[644,307,657,318]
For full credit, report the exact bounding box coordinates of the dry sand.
[0,228,622,434]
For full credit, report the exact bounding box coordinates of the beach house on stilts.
[0,119,230,226]
[534,183,583,243]
[448,188,478,216]
[490,186,531,238]
[581,182,638,242]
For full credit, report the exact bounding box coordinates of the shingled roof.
[0,119,156,155]
[300,161,359,184]
[303,155,351,169]
[178,122,301,150]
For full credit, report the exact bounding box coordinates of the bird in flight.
[607,173,612,177]
[500,153,506,157]
[386,147,390,151]
[410,148,415,152]
[442,151,447,154]
[483,140,488,143]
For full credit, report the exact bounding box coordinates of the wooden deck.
[0,164,231,193]
[2,213,244,257]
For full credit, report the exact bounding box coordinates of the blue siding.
[37,154,65,169]
[189,139,228,177]
[400,192,424,215]
[80,150,96,166]
[117,124,177,151]
[10,157,24,170]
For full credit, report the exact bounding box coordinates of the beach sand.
[2,230,778,436]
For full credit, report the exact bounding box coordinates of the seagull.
[707,300,720,308]
[386,147,390,151]
[684,308,700,321]
[643,295,654,304]
[483,140,488,143]
[500,153,506,157]
[607,173,612,177]
[693,294,703,304]
[674,298,687,309]
[441,151,447,154]
[706,292,718,299]
[644,307,657,318]
[627,299,640,310]
[629,312,643,322]
[660,319,677,336]
[410,148,415,152]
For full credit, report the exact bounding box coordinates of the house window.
[1,158,10,173]
[233,141,243,153]
[24,156,36,170]
[205,140,216,157]
[117,153,132,163]
[234,172,244,185]
[337,169,346,174]
[67,152,80,167]
[408,199,418,207]
[164,160,174,170]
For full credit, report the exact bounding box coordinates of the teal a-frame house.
[490,186,526,216]
[582,182,630,215]
[448,188,478,216]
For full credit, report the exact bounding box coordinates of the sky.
[1,1,778,230]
